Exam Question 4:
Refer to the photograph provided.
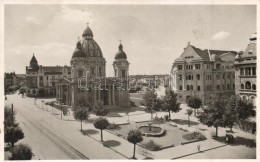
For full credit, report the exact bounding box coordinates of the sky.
[4,4,256,76]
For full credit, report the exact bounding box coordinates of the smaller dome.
[82,26,93,38]
[115,43,127,59]
[72,41,85,58]
[211,54,222,62]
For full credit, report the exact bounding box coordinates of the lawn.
[108,121,192,150]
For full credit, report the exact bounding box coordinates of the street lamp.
[60,97,63,119]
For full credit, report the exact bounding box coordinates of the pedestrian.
[197,144,201,152]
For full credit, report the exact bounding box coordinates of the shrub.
[107,122,120,130]
[144,140,161,151]
[183,131,206,141]
[10,143,33,160]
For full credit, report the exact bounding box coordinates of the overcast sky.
[4,4,256,76]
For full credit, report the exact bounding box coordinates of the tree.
[73,106,89,131]
[94,117,109,142]
[162,89,181,120]
[186,109,193,127]
[197,94,227,137]
[5,126,24,147]
[143,89,162,118]
[223,95,255,131]
[236,97,255,121]
[127,129,143,159]
[10,143,33,160]
[93,101,109,116]
[187,96,202,116]
[4,105,16,127]
[75,97,92,111]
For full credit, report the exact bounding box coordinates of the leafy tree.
[223,95,255,131]
[93,101,109,116]
[94,117,109,142]
[236,97,255,121]
[162,89,181,120]
[4,105,16,127]
[186,109,193,127]
[143,89,162,118]
[5,126,24,147]
[187,96,202,116]
[127,129,143,159]
[197,95,227,137]
[10,143,33,160]
[75,97,92,111]
[73,107,89,131]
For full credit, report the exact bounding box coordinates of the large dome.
[115,44,127,59]
[72,25,103,58]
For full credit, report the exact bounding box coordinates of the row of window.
[178,73,234,81]
[179,84,235,91]
[241,81,256,90]
[78,67,103,77]
[177,64,233,70]
[240,67,256,76]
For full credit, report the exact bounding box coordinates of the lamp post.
[60,97,63,119]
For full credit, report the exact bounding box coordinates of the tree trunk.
[194,109,197,116]
[101,129,103,142]
[133,144,136,159]
[11,141,14,147]
[151,111,153,119]
[168,110,171,120]
[81,120,82,132]
[230,125,233,131]
[215,127,218,137]
[188,116,190,127]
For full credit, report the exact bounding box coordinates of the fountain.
[138,120,166,137]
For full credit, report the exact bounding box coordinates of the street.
[5,92,127,159]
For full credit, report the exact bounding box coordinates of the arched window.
[188,75,191,80]
[241,84,244,89]
[252,84,256,90]
[187,85,190,90]
[245,81,251,89]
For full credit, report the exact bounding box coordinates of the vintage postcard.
[1,0,258,161]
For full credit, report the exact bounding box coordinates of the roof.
[190,45,237,61]
[241,43,256,58]
[16,74,26,78]
[191,46,210,61]
[41,66,71,75]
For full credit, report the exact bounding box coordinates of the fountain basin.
[138,125,166,137]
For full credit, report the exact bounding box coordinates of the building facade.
[26,54,71,97]
[170,42,237,103]
[56,25,130,107]
[234,33,257,104]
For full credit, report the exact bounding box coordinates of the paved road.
[5,93,127,160]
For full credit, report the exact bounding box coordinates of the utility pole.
[11,103,14,125]
[60,98,63,119]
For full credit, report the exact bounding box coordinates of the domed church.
[56,24,130,107]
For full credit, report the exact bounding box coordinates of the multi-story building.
[4,72,17,89]
[170,42,237,103]
[26,54,71,97]
[234,33,257,104]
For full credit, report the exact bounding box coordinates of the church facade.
[56,25,130,107]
